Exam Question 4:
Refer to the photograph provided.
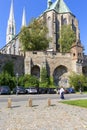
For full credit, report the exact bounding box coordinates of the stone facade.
[40,11,80,51]
[24,45,84,87]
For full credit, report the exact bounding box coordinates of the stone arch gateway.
[53,65,69,87]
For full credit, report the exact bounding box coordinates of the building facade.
[0,0,87,87]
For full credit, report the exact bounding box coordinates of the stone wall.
[0,54,24,76]
[0,51,86,87]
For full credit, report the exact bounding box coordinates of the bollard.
[28,98,32,107]
[7,98,12,108]
[48,98,51,107]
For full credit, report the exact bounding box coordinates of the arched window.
[63,18,67,25]
[12,26,14,35]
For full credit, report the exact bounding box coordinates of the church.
[0,0,87,87]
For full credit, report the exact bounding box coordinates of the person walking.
[59,87,65,99]
[16,86,19,95]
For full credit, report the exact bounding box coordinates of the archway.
[53,65,68,87]
[31,65,40,78]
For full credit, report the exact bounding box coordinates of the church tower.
[6,0,16,44]
[40,0,81,51]
[21,7,26,27]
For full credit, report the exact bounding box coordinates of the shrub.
[69,72,87,91]
[19,74,39,88]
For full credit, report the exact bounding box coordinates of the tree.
[58,24,76,53]
[69,72,87,91]
[49,76,56,88]
[0,72,15,90]
[40,67,49,87]
[18,74,39,87]
[2,61,14,76]
[19,26,31,51]
[19,19,50,51]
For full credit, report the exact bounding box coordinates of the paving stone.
[0,99,87,130]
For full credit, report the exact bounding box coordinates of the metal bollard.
[28,98,32,107]
[48,98,51,107]
[7,98,12,108]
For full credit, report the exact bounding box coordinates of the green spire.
[46,0,71,14]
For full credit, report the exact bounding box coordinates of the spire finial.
[9,0,14,21]
[22,7,26,27]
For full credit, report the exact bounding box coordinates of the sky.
[0,0,87,54]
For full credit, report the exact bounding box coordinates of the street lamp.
[16,73,19,87]
[16,73,19,95]
[78,81,82,94]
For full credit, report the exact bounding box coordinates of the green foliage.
[48,76,56,88]
[58,24,76,52]
[2,61,14,76]
[19,74,39,88]
[19,26,31,51]
[40,67,49,87]
[69,72,87,91]
[19,19,49,51]
[18,75,25,86]
[39,82,49,88]
[0,72,15,90]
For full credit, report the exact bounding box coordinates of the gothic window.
[63,18,67,25]
[9,47,11,54]
[13,44,15,55]
[47,16,52,48]
[12,26,14,35]
[72,19,76,32]
[53,13,55,22]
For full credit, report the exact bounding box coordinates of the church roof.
[46,0,71,14]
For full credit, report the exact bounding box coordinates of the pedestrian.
[16,86,19,95]
[79,87,82,94]
[60,87,65,99]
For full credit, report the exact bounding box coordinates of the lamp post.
[16,73,19,95]
[78,81,82,94]
[16,73,19,87]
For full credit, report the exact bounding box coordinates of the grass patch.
[60,99,87,108]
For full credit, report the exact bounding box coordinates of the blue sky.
[0,0,87,54]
